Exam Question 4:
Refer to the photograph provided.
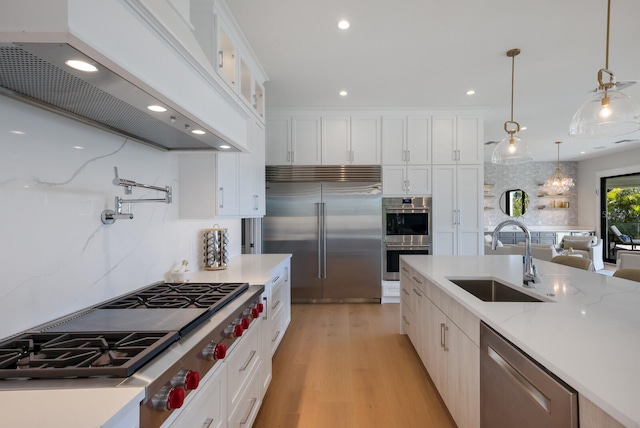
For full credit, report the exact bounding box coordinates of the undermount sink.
[447,278,549,302]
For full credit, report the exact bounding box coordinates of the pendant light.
[492,48,533,164]
[569,0,640,138]
[544,142,575,195]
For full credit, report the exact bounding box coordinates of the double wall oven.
[383,197,431,280]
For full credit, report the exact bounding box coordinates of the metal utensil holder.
[203,227,229,270]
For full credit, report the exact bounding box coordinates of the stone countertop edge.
[189,254,292,285]
[401,254,640,428]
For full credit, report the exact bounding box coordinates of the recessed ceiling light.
[65,59,98,72]
[10,130,25,135]
[147,105,167,113]
[339,90,348,96]
[520,126,527,131]
[191,129,206,135]
[338,20,350,30]
[466,90,475,95]
[220,145,231,149]
[72,145,84,150]
[580,151,586,154]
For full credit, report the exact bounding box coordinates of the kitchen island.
[402,254,639,427]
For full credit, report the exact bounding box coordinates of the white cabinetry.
[432,115,483,165]
[432,165,483,255]
[322,116,381,165]
[238,120,266,216]
[381,116,431,195]
[401,261,480,428]
[227,319,261,428]
[178,152,239,218]
[168,363,227,428]
[265,116,321,165]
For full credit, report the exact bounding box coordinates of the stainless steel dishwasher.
[480,322,578,428]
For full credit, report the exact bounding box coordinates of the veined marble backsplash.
[0,97,240,339]
[484,162,578,228]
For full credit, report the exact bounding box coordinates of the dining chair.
[550,255,593,271]
[612,269,640,282]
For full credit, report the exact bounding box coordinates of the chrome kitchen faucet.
[491,219,541,287]
[101,167,172,224]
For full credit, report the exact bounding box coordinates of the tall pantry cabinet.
[432,115,484,255]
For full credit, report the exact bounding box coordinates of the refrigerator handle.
[316,203,322,278]
[322,202,327,279]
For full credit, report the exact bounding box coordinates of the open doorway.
[601,173,640,263]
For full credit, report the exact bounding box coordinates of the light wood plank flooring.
[253,303,456,428]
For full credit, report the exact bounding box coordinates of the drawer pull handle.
[272,300,281,311]
[239,350,256,372]
[402,288,409,295]
[240,398,258,425]
[412,288,421,297]
[203,418,214,428]
[272,275,280,283]
[401,266,409,273]
[412,276,423,284]
[272,330,281,343]
[402,316,410,326]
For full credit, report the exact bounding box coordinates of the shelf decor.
[544,141,575,195]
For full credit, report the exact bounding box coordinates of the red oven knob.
[256,302,264,313]
[151,385,185,411]
[170,369,200,391]
[241,316,251,330]
[233,323,244,337]
[251,307,260,319]
[203,342,227,361]
[185,371,200,390]
[167,387,185,410]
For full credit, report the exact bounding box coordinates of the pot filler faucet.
[491,219,541,287]
[101,167,172,224]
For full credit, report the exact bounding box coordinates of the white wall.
[0,96,240,339]
[577,147,640,237]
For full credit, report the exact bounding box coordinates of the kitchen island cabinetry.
[401,260,480,428]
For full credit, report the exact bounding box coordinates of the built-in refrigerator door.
[263,182,323,300]
[322,182,382,300]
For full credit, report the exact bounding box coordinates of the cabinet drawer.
[270,304,285,356]
[228,359,261,428]
[168,363,227,428]
[270,279,284,316]
[227,320,260,410]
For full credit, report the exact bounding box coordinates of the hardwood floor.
[253,303,457,428]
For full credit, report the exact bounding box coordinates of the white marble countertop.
[0,387,145,427]
[189,254,291,284]
[402,254,640,427]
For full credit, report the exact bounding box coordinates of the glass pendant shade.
[544,141,575,195]
[569,87,640,137]
[491,134,533,164]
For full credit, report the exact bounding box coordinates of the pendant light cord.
[605,0,611,70]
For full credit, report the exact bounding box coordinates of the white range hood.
[0,0,250,152]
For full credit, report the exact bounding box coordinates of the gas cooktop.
[0,281,249,380]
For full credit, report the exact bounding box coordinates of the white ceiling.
[226,0,640,162]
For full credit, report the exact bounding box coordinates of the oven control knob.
[241,316,251,330]
[251,307,260,319]
[203,342,227,361]
[151,385,185,411]
[170,369,200,391]
[233,323,244,337]
[256,302,264,313]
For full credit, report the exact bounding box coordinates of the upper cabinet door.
[265,117,291,165]
[292,116,322,165]
[382,117,407,165]
[431,115,456,164]
[350,116,381,165]
[456,116,483,164]
[216,20,238,90]
[322,116,350,165]
[407,116,431,164]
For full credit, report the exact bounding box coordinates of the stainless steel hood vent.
[0,43,235,151]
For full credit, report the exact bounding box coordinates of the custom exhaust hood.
[0,42,236,151]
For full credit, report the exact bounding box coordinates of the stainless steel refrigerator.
[263,166,382,303]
